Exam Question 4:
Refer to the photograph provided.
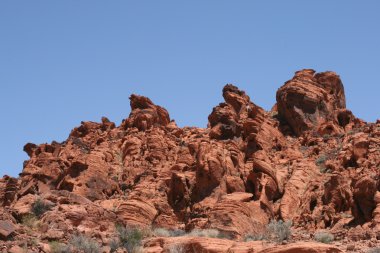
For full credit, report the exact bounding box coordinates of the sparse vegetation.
[267,220,292,243]
[316,155,327,166]
[153,228,185,237]
[21,214,39,229]
[244,233,267,242]
[187,229,221,238]
[69,234,101,253]
[49,241,71,253]
[109,239,120,253]
[116,224,146,253]
[167,244,185,253]
[153,228,171,237]
[31,198,52,218]
[314,231,334,244]
[316,155,328,173]
[244,220,292,243]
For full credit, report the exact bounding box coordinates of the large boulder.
[276,69,347,136]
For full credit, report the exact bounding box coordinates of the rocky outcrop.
[121,94,170,131]
[0,69,379,252]
[276,69,350,136]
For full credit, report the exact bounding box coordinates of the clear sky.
[1,1,379,177]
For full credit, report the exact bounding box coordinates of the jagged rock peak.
[208,84,266,141]
[121,94,171,131]
[276,69,350,136]
[222,84,252,114]
[129,94,156,110]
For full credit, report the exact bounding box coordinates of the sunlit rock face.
[1,69,379,253]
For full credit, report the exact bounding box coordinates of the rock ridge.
[0,69,379,253]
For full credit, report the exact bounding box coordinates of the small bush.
[31,198,52,218]
[153,228,186,237]
[267,220,292,243]
[21,214,39,229]
[314,231,334,244]
[167,244,185,253]
[116,225,146,253]
[244,233,267,242]
[187,229,220,238]
[70,234,101,253]
[109,239,120,253]
[316,155,327,166]
[316,155,328,173]
[170,229,186,237]
[153,228,171,237]
[49,241,71,253]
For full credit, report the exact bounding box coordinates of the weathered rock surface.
[276,69,354,136]
[0,69,379,252]
[144,237,343,253]
[0,220,16,239]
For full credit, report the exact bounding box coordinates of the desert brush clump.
[153,227,231,239]
[314,231,334,244]
[153,228,186,237]
[109,239,120,253]
[267,220,292,242]
[31,197,52,218]
[21,214,39,229]
[69,234,101,253]
[244,233,267,242]
[245,220,292,243]
[187,228,222,238]
[114,224,148,253]
[48,235,101,253]
[49,241,71,253]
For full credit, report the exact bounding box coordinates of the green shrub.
[109,239,120,253]
[116,225,146,253]
[316,155,328,173]
[21,214,39,229]
[70,234,101,253]
[267,220,292,242]
[316,155,327,166]
[314,231,334,244]
[49,241,71,253]
[31,198,52,218]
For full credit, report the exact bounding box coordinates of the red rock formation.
[276,69,352,136]
[0,70,379,252]
[121,94,170,131]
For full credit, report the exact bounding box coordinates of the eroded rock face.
[1,70,379,253]
[121,94,170,131]
[144,237,343,253]
[276,69,348,136]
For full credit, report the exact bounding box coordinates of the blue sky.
[1,1,379,177]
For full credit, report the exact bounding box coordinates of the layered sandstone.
[0,69,379,252]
